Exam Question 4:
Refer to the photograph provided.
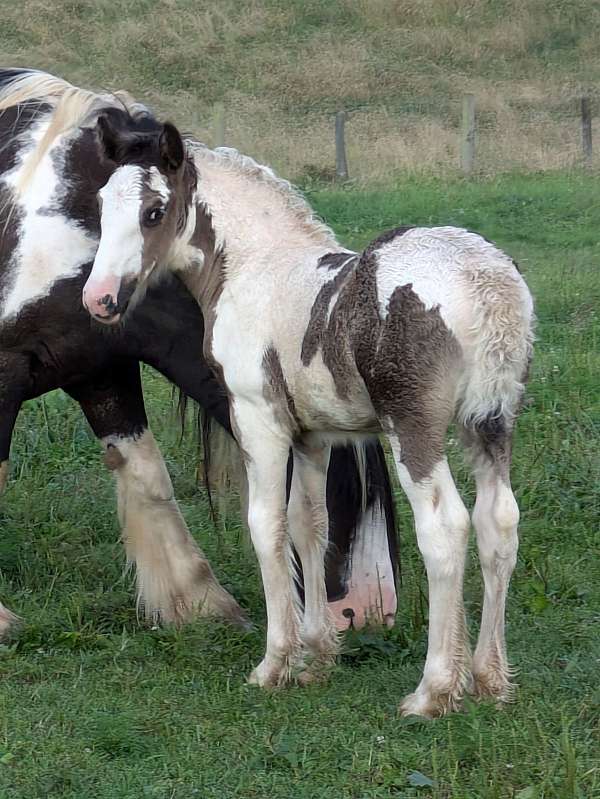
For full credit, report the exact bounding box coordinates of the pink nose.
[82,275,122,322]
[329,583,397,630]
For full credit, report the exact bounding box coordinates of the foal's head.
[82,108,196,324]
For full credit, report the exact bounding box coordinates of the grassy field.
[0,172,598,798]
[1,0,600,180]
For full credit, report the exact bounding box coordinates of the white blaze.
[92,164,146,285]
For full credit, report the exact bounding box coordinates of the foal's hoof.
[399,686,463,719]
[248,658,293,689]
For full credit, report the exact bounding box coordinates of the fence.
[205,94,597,183]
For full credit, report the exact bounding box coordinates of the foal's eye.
[144,207,165,227]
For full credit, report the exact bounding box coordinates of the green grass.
[1,172,599,798]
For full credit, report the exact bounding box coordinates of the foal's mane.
[187,141,338,246]
[0,68,150,194]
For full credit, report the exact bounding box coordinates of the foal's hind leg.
[67,365,247,628]
[462,421,519,702]
[386,429,471,718]
[287,442,338,678]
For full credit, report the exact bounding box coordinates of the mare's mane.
[0,68,151,194]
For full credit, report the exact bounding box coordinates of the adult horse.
[0,71,398,636]
[4,71,534,717]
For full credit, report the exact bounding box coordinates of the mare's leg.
[386,426,471,718]
[233,399,301,687]
[67,363,247,627]
[287,441,338,676]
[0,354,26,635]
[462,421,519,701]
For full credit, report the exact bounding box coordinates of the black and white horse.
[4,71,535,718]
[0,69,398,638]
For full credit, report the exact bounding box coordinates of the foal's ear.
[159,122,185,173]
[96,113,121,162]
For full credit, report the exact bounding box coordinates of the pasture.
[0,172,598,798]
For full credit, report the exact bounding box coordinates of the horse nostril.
[99,294,118,316]
[342,607,355,628]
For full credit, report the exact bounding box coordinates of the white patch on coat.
[1,117,98,319]
[324,254,357,323]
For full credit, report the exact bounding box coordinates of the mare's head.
[82,108,196,324]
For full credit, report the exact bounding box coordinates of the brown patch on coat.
[262,345,299,435]
[317,252,357,271]
[103,444,126,471]
[180,205,243,452]
[138,157,197,283]
[181,203,227,380]
[303,226,462,482]
[0,187,23,309]
[301,256,358,398]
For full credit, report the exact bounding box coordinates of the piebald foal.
[84,118,534,717]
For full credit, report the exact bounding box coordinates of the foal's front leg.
[233,400,302,687]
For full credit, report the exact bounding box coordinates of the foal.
[83,117,534,717]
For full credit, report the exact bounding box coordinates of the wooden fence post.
[212,102,225,148]
[335,111,349,181]
[461,93,476,175]
[581,96,592,168]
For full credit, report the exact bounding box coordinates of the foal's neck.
[176,203,224,314]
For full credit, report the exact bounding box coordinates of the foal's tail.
[455,250,535,438]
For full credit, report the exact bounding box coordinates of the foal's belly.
[292,354,378,434]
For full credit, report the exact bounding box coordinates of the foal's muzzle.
[82,278,136,325]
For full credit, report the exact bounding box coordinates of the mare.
[5,70,534,717]
[0,70,398,637]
